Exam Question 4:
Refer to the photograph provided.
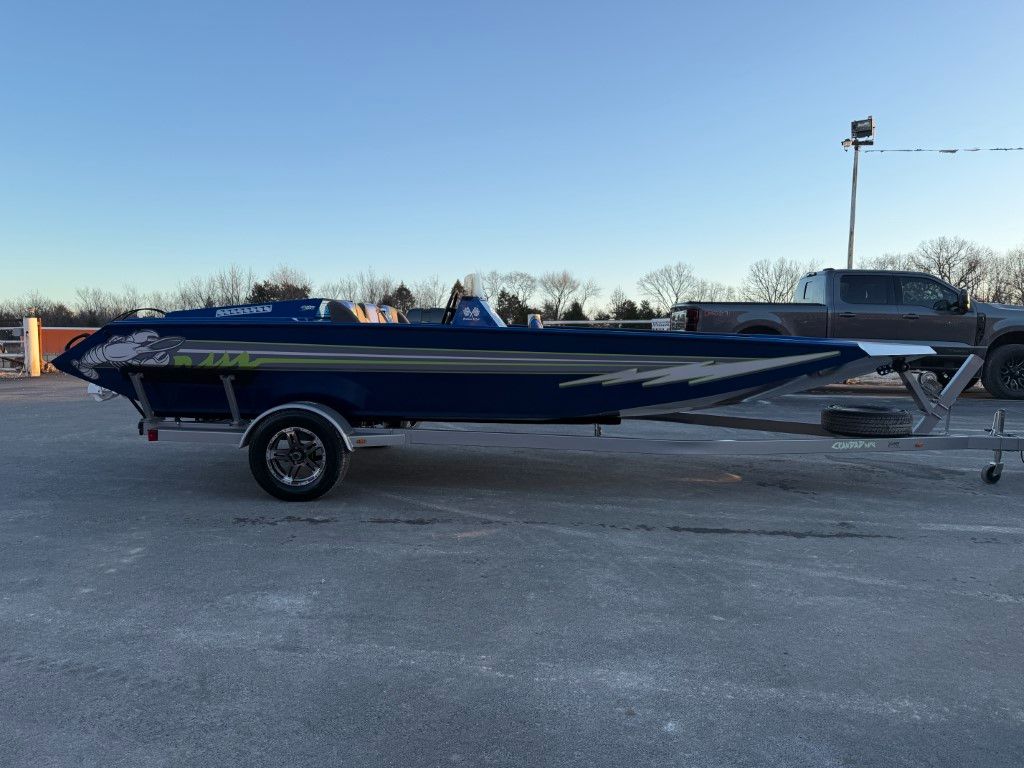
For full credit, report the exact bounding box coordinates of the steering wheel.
[440,283,463,325]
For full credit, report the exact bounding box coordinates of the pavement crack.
[665,525,896,539]
[365,517,449,525]
[232,515,335,525]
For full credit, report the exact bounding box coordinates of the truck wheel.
[982,344,1024,400]
[821,404,913,437]
[247,410,350,501]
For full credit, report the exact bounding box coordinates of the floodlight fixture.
[851,116,876,141]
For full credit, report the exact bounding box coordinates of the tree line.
[2,236,1022,327]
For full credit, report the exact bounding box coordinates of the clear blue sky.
[2,0,1022,301]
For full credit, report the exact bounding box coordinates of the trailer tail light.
[684,307,700,331]
[147,429,159,442]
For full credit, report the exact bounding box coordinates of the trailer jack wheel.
[981,464,1003,485]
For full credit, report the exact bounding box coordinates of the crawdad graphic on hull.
[72,330,185,380]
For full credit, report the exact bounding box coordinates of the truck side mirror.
[958,289,971,313]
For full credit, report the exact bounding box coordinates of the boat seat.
[327,300,408,324]
[358,303,383,323]
[327,300,364,323]
[378,305,410,324]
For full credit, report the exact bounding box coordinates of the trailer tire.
[247,410,350,501]
[820,405,913,437]
[982,343,1024,400]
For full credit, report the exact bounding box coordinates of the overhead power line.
[865,146,1024,154]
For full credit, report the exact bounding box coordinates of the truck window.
[795,275,825,304]
[899,276,959,311]
[839,275,894,305]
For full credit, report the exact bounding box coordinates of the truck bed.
[672,302,828,337]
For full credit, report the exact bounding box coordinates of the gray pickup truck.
[670,268,1024,399]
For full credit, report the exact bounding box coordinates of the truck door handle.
[901,313,919,320]
[838,312,856,318]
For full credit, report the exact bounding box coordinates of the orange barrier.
[40,326,97,358]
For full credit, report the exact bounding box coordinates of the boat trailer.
[127,353,1022,499]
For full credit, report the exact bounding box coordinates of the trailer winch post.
[900,354,984,435]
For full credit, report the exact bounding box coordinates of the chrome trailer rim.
[265,427,327,487]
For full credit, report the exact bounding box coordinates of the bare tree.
[538,270,581,319]
[983,246,1024,304]
[355,268,395,303]
[478,270,538,305]
[146,289,176,311]
[174,275,216,308]
[862,238,993,298]
[576,278,601,315]
[74,287,118,320]
[480,270,507,301]
[606,287,641,320]
[504,271,537,305]
[411,275,448,308]
[606,287,628,316]
[118,284,143,312]
[690,278,739,302]
[741,258,816,302]
[212,264,255,305]
[636,262,695,309]
[320,276,360,301]
[320,270,396,303]
[171,266,257,309]
[911,236,990,295]
[1,293,76,329]
[0,297,24,326]
[860,251,916,271]
[267,265,312,292]
[1005,246,1024,304]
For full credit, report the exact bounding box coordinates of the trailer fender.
[239,402,355,451]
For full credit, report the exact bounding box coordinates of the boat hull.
[53,320,874,423]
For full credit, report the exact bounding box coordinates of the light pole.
[842,116,875,269]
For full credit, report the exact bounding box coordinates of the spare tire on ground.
[821,404,913,437]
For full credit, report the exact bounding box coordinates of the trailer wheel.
[821,404,913,437]
[247,410,350,501]
[981,464,1002,485]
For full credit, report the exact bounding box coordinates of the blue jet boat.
[53,276,934,425]
[49,275,957,500]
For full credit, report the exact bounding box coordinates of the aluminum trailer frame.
[129,354,1023,492]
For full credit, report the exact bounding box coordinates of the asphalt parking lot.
[1,376,1022,768]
